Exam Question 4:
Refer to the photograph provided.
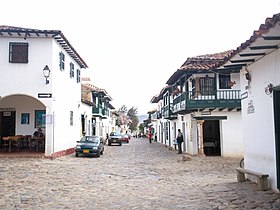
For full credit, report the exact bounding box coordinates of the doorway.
[203,120,221,156]
[0,111,16,137]
[273,88,280,189]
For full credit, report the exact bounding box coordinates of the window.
[70,111,73,126]
[9,42,28,63]
[70,62,74,78]
[76,69,81,83]
[219,74,231,89]
[59,52,65,70]
[199,77,215,95]
[35,110,46,128]
[21,113,30,124]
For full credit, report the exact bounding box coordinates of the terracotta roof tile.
[82,83,112,101]
[179,50,234,71]
[234,13,280,54]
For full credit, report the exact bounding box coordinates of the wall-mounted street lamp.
[265,83,273,95]
[43,65,51,84]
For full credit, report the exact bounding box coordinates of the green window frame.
[219,74,231,89]
[70,62,74,78]
[76,69,81,83]
[59,52,65,70]
[35,110,46,128]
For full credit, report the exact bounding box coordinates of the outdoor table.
[2,136,22,153]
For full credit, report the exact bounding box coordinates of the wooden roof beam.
[230,59,255,63]
[249,45,278,50]
[239,52,265,57]
[262,36,280,40]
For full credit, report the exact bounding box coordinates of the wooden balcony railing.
[173,90,241,113]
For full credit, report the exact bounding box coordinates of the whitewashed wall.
[0,36,85,156]
[240,49,280,190]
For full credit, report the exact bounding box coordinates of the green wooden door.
[273,89,280,189]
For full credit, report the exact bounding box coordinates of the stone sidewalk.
[0,138,279,209]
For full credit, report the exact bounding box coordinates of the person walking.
[148,132,153,143]
[176,129,183,154]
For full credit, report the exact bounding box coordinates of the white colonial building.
[227,13,280,191]
[0,26,88,158]
[151,51,243,157]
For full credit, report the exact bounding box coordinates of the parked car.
[75,135,104,157]
[122,134,129,143]
[108,132,122,146]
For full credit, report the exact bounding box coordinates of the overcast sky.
[2,0,280,114]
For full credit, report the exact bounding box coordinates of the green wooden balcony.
[92,105,109,118]
[173,90,241,113]
[162,104,177,120]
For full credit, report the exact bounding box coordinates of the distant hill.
[137,114,148,123]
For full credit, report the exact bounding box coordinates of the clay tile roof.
[83,83,113,101]
[179,50,234,71]
[166,50,234,85]
[81,84,93,106]
[0,25,88,68]
[234,13,280,53]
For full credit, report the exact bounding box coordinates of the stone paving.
[0,138,280,210]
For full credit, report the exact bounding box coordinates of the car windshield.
[110,132,121,136]
[80,136,99,143]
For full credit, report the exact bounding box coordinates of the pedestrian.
[33,128,44,138]
[106,133,109,144]
[176,129,183,154]
[148,132,152,143]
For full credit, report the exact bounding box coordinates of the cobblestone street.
[0,138,280,210]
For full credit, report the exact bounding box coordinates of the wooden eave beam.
[230,59,255,63]
[262,36,280,40]
[223,63,247,68]
[239,52,265,57]
[249,45,278,50]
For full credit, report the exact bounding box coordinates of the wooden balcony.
[92,105,109,119]
[162,104,177,120]
[173,90,241,113]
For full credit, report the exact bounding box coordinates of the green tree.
[127,106,139,131]
[138,123,144,134]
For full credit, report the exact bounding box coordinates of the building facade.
[0,26,87,157]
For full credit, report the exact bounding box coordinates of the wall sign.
[0,107,15,111]
[38,93,52,98]
[247,100,255,114]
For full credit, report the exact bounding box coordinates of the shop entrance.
[0,111,16,137]
[203,120,221,156]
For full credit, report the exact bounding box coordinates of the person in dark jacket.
[176,129,183,154]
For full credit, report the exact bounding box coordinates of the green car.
[75,135,104,157]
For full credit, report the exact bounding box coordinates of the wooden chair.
[11,136,21,152]
[1,137,10,152]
